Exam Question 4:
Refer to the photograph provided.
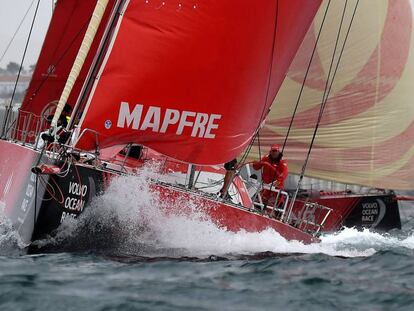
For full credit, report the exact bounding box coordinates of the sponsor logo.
[41,64,57,77]
[47,65,55,75]
[105,120,112,129]
[60,182,88,223]
[361,200,386,225]
[372,199,386,227]
[64,197,85,212]
[69,182,87,197]
[116,102,221,139]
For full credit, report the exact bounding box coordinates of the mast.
[68,0,126,131]
[50,0,110,132]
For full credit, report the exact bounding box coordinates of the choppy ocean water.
[1,175,414,311]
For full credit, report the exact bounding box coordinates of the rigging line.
[323,0,360,118]
[318,0,349,123]
[241,0,279,204]
[301,0,360,164]
[286,0,360,221]
[26,20,91,108]
[1,0,41,139]
[297,0,350,186]
[257,127,262,161]
[34,173,38,232]
[306,0,359,173]
[281,0,332,154]
[255,130,266,190]
[0,0,35,64]
[71,0,127,128]
[267,0,333,198]
[260,0,279,134]
[239,0,279,166]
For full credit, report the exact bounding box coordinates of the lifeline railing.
[2,108,104,163]
[2,109,48,146]
[251,183,333,236]
[290,202,333,235]
[252,187,290,218]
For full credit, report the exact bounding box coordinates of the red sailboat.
[0,0,410,251]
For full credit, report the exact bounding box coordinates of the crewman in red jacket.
[253,144,288,207]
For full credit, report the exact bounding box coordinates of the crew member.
[55,104,73,144]
[35,117,52,149]
[253,144,288,207]
[219,158,238,199]
[59,104,72,128]
[35,104,73,148]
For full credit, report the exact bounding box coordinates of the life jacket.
[253,155,288,188]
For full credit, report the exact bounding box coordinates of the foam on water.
[0,210,27,256]
[46,172,414,259]
[2,169,414,258]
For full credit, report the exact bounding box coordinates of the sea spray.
[27,166,413,259]
[0,208,27,255]
[3,162,414,258]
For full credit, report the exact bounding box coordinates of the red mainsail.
[77,0,321,164]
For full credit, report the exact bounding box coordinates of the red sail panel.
[78,0,321,164]
[20,0,116,118]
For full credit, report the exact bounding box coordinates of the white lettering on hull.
[60,182,88,221]
[116,102,221,138]
[60,211,77,223]
[69,182,88,197]
[361,202,379,223]
[64,197,85,212]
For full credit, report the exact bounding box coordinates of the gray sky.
[0,0,414,70]
[0,0,53,68]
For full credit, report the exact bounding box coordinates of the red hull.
[0,140,317,245]
[0,141,42,244]
[289,192,400,232]
[0,140,401,248]
[152,184,317,244]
